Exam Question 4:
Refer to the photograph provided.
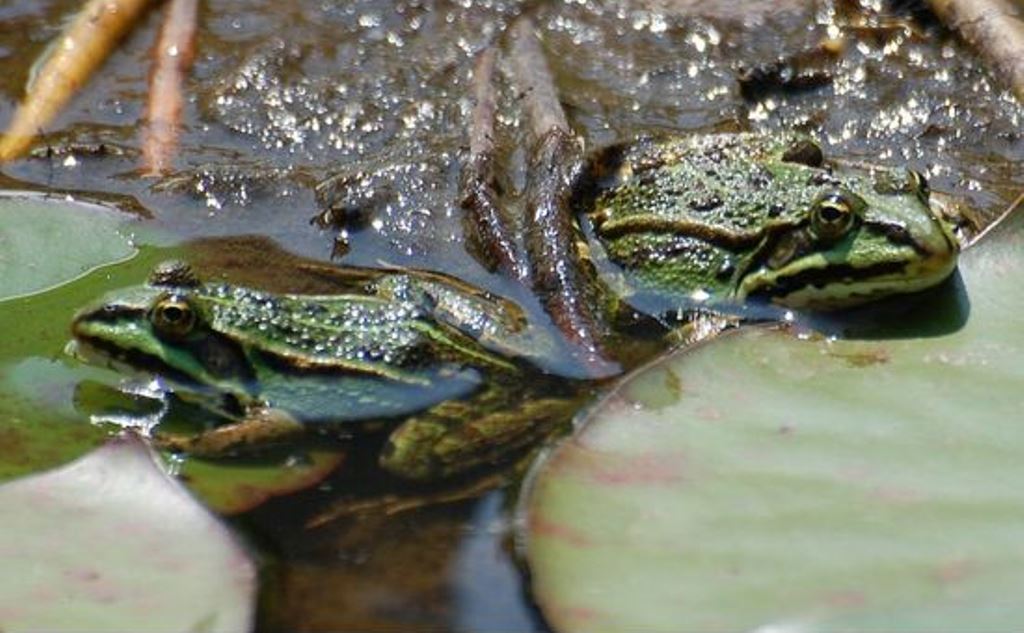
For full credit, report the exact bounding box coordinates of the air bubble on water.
[688,33,706,53]
[358,13,381,28]
[649,14,667,34]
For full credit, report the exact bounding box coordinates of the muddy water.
[1,0,1023,630]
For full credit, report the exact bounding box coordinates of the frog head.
[592,133,960,312]
[68,261,257,406]
[736,165,960,310]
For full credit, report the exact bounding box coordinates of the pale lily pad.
[521,211,1024,632]
[0,193,136,301]
[0,433,256,632]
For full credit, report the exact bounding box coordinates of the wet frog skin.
[69,262,576,480]
[68,24,961,481]
[585,132,959,313]
[68,127,960,481]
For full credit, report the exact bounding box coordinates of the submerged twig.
[509,18,617,376]
[305,469,510,527]
[965,189,1024,248]
[928,0,1024,102]
[0,0,154,162]
[508,18,570,139]
[141,0,198,176]
[459,48,530,282]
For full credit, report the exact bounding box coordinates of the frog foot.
[379,395,578,481]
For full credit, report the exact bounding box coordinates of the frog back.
[196,283,519,425]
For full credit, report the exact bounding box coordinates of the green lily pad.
[0,193,137,302]
[0,234,347,514]
[521,211,1024,632]
[182,447,346,515]
[0,433,256,631]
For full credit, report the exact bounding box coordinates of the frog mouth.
[744,258,955,310]
[67,335,204,389]
[67,337,249,417]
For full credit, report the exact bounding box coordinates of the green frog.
[69,262,580,480]
[68,25,959,481]
[584,132,958,314]
[68,130,958,480]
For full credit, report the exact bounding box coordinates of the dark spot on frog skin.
[749,168,773,189]
[689,195,723,212]
[702,147,725,163]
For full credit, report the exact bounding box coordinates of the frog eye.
[811,192,858,241]
[151,295,196,338]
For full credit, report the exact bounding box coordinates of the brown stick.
[509,18,616,376]
[928,0,1024,102]
[509,18,570,139]
[141,0,198,176]
[0,0,154,162]
[459,48,531,282]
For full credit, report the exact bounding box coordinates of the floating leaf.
[522,212,1024,632]
[0,232,167,485]
[0,233,345,513]
[182,446,345,515]
[0,433,256,632]
[0,193,136,302]
[0,359,111,481]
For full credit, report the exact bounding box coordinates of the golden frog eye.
[151,295,196,338]
[811,192,857,242]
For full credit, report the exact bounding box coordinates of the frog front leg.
[379,384,581,480]
[154,406,305,456]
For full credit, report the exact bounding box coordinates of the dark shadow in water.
[239,436,554,633]
[621,268,970,346]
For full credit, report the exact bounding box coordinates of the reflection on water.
[452,490,545,633]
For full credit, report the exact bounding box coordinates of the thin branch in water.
[0,0,154,162]
[459,47,531,282]
[141,0,198,176]
[509,17,618,377]
[928,0,1024,102]
[508,17,570,139]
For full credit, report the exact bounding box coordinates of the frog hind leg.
[154,407,305,456]
[379,389,577,481]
